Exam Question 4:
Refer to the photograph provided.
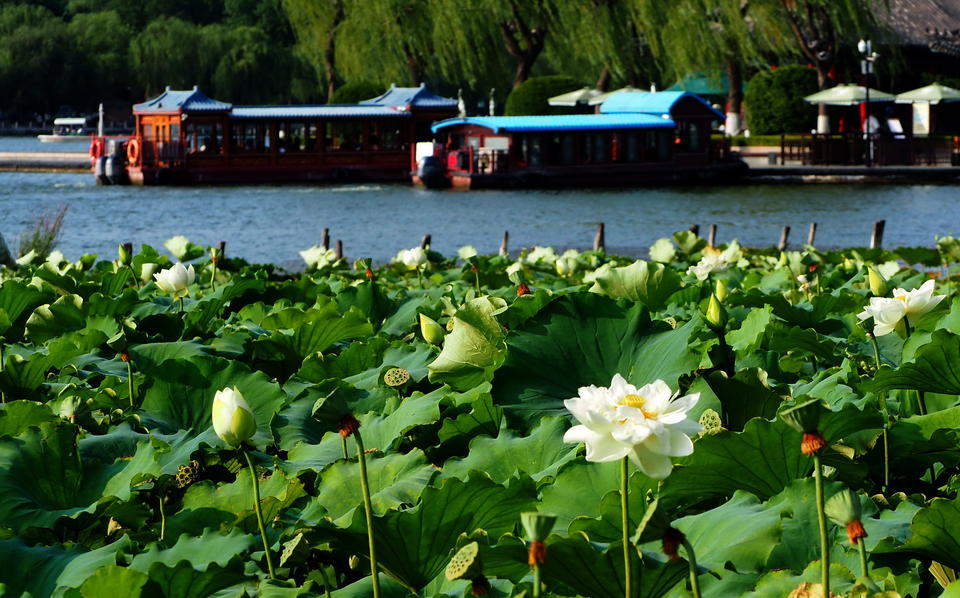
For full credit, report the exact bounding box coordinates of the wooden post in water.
[217,241,226,260]
[689,224,700,236]
[870,220,886,249]
[707,224,717,248]
[420,234,432,249]
[593,223,605,252]
[807,223,817,247]
[499,231,509,256]
[335,240,343,260]
[778,226,791,251]
[0,233,15,268]
[321,228,330,250]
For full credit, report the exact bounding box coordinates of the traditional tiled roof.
[133,86,232,113]
[599,91,723,119]
[360,83,458,109]
[878,0,960,55]
[231,105,409,119]
[431,113,674,134]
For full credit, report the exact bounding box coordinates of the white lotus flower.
[797,274,811,292]
[523,246,557,265]
[857,279,946,336]
[458,245,478,260]
[394,247,428,270]
[212,386,256,447]
[563,374,701,479]
[153,262,195,297]
[299,245,338,270]
[687,242,743,281]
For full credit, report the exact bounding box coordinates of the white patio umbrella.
[548,87,602,107]
[587,86,643,106]
[895,83,960,104]
[803,84,895,106]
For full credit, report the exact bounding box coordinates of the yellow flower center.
[618,394,657,419]
[895,295,907,302]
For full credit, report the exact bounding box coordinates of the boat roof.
[360,83,458,109]
[53,117,87,125]
[599,91,723,118]
[134,86,232,113]
[231,105,410,119]
[432,113,674,134]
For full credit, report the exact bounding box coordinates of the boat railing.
[781,133,953,166]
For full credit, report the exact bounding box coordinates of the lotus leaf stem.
[341,435,349,460]
[243,450,276,579]
[620,456,632,598]
[158,495,165,542]
[532,562,542,598]
[916,390,928,416]
[857,538,869,580]
[211,256,218,292]
[813,454,830,597]
[126,359,135,407]
[355,431,382,598]
[681,538,702,598]
[869,333,891,492]
[318,566,334,598]
[127,265,141,288]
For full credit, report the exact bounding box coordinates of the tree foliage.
[504,75,583,116]
[745,65,820,134]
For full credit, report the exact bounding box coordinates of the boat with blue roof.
[415,91,746,189]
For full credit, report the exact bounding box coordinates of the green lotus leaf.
[898,495,960,570]
[183,277,266,334]
[870,329,960,394]
[0,399,56,436]
[745,561,859,598]
[492,293,701,427]
[141,561,250,598]
[256,298,373,363]
[130,527,256,572]
[0,279,49,333]
[128,340,215,370]
[68,565,149,598]
[0,422,132,532]
[436,385,503,446]
[588,260,684,310]
[283,387,444,471]
[330,574,410,597]
[335,278,397,329]
[540,536,687,598]
[427,295,508,391]
[137,355,286,448]
[327,474,536,591]
[25,294,86,344]
[0,536,131,598]
[441,415,578,483]
[176,469,306,534]
[0,350,50,401]
[300,449,436,526]
[726,305,775,355]
[663,418,809,505]
[704,368,785,431]
[886,405,960,472]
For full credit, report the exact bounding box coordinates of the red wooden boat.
[90,84,457,185]
[414,91,746,189]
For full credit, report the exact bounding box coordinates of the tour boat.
[90,84,457,185]
[414,91,746,189]
[38,117,92,142]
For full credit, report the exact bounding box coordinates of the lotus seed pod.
[867,265,888,297]
[698,409,723,435]
[520,512,557,543]
[444,541,483,581]
[383,367,411,387]
[825,488,863,527]
[419,313,445,345]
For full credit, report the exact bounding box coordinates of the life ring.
[126,138,140,164]
[89,137,105,159]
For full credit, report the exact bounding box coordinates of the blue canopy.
[599,91,722,119]
[431,113,674,134]
[360,83,458,109]
[133,86,232,113]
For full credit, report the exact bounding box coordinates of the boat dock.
[0,152,89,172]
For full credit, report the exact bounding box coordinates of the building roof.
[133,86,232,113]
[431,113,674,134]
[599,91,723,118]
[231,105,409,119]
[878,0,960,55]
[360,83,458,109]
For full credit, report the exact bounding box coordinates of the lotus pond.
[4,233,960,598]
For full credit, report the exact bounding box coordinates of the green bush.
[744,65,819,134]
[504,75,584,116]
[329,81,385,104]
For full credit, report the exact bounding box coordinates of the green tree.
[67,11,133,103]
[283,0,345,100]
[744,65,819,133]
[504,74,582,115]
[129,17,206,96]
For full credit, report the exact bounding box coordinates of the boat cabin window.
[278,122,307,153]
[186,122,221,154]
[233,122,268,153]
[626,133,640,162]
[521,134,542,166]
[676,121,703,152]
[448,134,464,150]
[593,134,610,163]
[327,121,363,151]
[369,121,402,150]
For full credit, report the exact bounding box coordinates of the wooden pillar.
[707,224,717,248]
[807,222,817,246]
[322,228,330,250]
[499,231,509,256]
[420,234,431,249]
[778,226,791,251]
[593,222,605,252]
[870,220,886,249]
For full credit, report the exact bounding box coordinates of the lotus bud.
[348,555,360,570]
[106,518,122,536]
[780,398,826,455]
[419,313,445,345]
[867,265,888,297]
[118,243,132,266]
[825,489,868,545]
[153,262,196,298]
[140,262,159,282]
[705,293,727,331]
[211,387,256,447]
[715,279,729,302]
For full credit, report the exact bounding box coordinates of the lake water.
[0,136,91,153]
[0,169,956,266]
